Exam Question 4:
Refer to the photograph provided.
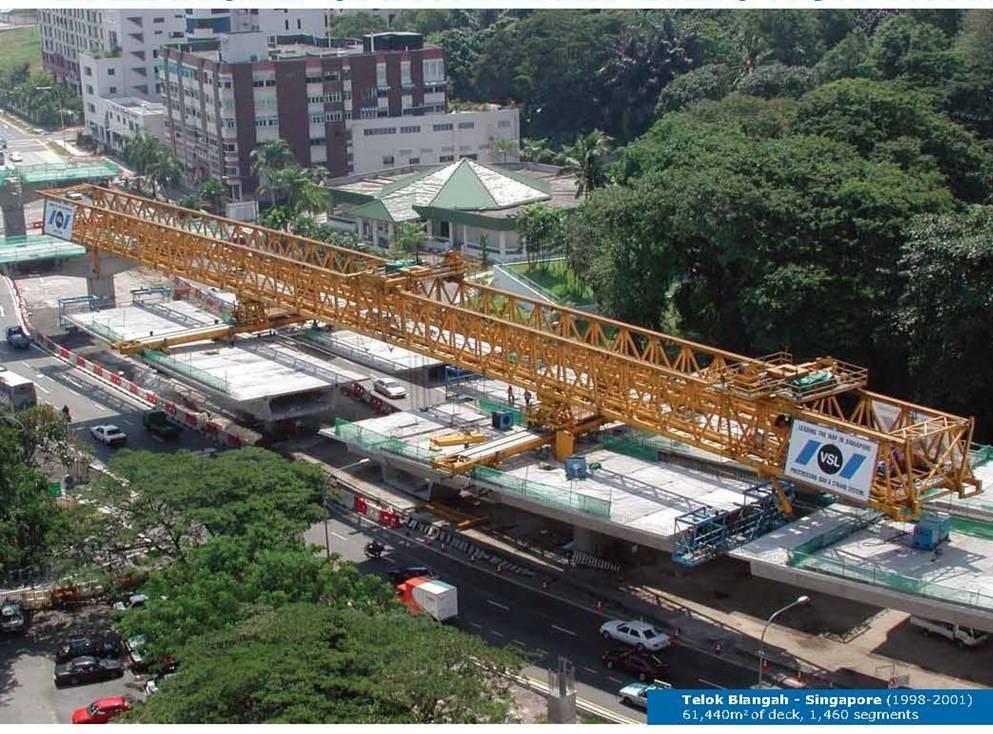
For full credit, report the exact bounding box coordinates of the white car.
[373,377,407,400]
[91,424,127,446]
[9,152,22,163]
[600,620,672,651]
[65,191,85,201]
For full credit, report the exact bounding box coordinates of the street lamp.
[758,594,811,687]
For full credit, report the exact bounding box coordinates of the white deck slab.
[307,329,444,371]
[70,302,216,341]
[334,405,760,542]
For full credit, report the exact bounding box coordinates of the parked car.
[373,377,407,400]
[54,656,125,688]
[1,601,28,633]
[387,566,434,585]
[56,635,122,664]
[125,636,146,670]
[599,619,672,651]
[90,425,127,446]
[9,151,22,163]
[602,648,669,681]
[71,696,129,724]
[910,616,990,648]
[65,191,85,202]
[113,594,148,612]
[144,672,177,697]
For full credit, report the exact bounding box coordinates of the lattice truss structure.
[43,185,981,520]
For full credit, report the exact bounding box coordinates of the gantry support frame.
[41,186,982,520]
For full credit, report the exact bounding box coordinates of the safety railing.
[788,508,882,557]
[788,550,993,611]
[471,465,611,519]
[478,398,525,426]
[333,419,435,464]
[142,349,230,394]
[86,320,124,343]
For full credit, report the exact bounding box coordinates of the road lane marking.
[330,531,347,541]
[608,676,622,684]
[486,599,510,611]
[470,622,482,629]
[512,639,526,647]
[536,648,548,656]
[698,679,725,688]
[551,624,577,636]
[583,666,598,674]
[490,630,503,638]
[33,381,50,394]
[0,305,4,317]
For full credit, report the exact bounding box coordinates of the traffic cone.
[715,641,722,655]
[595,600,604,614]
[797,669,805,683]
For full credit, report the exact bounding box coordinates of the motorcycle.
[364,541,385,559]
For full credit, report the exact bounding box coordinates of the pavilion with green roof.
[327,158,579,259]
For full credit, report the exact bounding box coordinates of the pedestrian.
[507,386,515,406]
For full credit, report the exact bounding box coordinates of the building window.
[361,87,376,99]
[382,155,394,166]
[409,157,420,165]
[85,84,94,94]
[324,71,339,81]
[107,68,115,76]
[433,123,453,132]
[326,111,342,122]
[310,138,326,146]
[108,86,117,94]
[400,125,420,134]
[363,127,397,136]
[458,121,474,130]
[439,154,454,163]
[310,114,324,124]
[498,120,512,128]
[328,91,342,102]
[87,102,95,112]
[84,66,92,77]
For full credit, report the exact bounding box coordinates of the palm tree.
[199,178,227,214]
[491,136,518,164]
[148,148,183,200]
[250,140,295,205]
[391,221,426,259]
[563,130,612,198]
[520,137,556,164]
[260,205,293,231]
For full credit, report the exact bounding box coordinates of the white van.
[910,616,990,648]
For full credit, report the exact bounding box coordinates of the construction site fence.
[333,419,435,463]
[471,465,611,520]
[788,508,882,558]
[788,550,993,612]
[143,349,230,394]
[971,444,993,468]
[86,319,124,343]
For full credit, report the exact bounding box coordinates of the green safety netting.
[0,234,85,263]
[0,160,120,186]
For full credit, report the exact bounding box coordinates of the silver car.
[373,377,407,400]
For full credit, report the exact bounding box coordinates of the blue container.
[564,455,588,480]
[912,512,951,550]
[491,411,513,431]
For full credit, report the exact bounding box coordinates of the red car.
[71,696,128,724]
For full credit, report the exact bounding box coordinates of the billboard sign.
[784,419,879,503]
[43,201,76,241]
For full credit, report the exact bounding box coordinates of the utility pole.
[547,656,576,724]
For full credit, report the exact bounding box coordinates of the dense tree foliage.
[71,448,522,723]
[0,64,80,129]
[895,207,993,434]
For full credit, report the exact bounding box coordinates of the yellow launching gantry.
[41,185,982,521]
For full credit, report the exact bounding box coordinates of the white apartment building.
[39,10,185,91]
[349,108,520,172]
[184,9,328,43]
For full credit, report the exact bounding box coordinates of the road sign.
[784,419,879,503]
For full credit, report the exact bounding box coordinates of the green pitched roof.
[339,159,551,223]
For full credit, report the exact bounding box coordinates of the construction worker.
[523,389,532,409]
[507,386,515,406]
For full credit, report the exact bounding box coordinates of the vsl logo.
[794,440,866,479]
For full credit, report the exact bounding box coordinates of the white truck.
[397,576,459,623]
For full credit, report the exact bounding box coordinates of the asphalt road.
[306,510,756,722]
[1,278,217,462]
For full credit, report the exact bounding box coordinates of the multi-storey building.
[39,10,186,91]
[161,31,515,199]
[184,9,328,43]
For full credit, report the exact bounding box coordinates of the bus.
[0,368,38,413]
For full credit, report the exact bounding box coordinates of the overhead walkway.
[0,160,120,187]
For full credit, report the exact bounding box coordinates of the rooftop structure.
[329,160,577,257]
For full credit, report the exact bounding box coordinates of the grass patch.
[0,26,41,74]
[506,259,595,307]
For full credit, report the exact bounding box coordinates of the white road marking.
[470,622,482,629]
[330,531,347,541]
[536,648,548,656]
[698,679,725,688]
[490,630,503,638]
[551,624,577,637]
[583,666,598,674]
[0,305,4,317]
[33,381,50,394]
[608,676,622,684]
[512,639,526,647]
[486,599,510,611]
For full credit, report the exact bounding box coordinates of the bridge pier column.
[0,180,26,238]
[84,250,117,306]
[573,526,611,556]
